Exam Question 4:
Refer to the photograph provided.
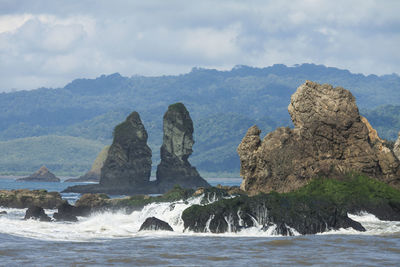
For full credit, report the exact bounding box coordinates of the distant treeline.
[0,64,399,176]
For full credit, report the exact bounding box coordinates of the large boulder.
[0,189,64,209]
[17,166,60,182]
[53,202,79,222]
[394,131,400,160]
[65,146,110,183]
[139,217,173,231]
[24,206,52,222]
[238,81,400,194]
[156,103,210,193]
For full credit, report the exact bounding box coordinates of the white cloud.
[0,0,399,91]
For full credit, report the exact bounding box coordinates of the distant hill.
[0,64,399,176]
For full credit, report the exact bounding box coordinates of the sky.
[0,0,399,91]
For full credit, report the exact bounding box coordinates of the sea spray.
[0,195,399,242]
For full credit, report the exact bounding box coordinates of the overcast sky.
[0,0,399,91]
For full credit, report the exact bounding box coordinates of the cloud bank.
[0,0,399,91]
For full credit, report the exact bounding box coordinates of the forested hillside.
[1,64,399,176]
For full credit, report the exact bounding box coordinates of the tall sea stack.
[100,111,152,188]
[156,103,210,192]
[238,81,400,194]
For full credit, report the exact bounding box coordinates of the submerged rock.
[0,189,64,209]
[238,81,400,194]
[17,166,60,182]
[139,217,173,231]
[65,146,110,183]
[24,206,52,222]
[156,103,210,192]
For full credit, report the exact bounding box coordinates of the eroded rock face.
[100,112,152,188]
[17,166,60,182]
[394,132,400,160]
[238,81,400,194]
[156,103,210,192]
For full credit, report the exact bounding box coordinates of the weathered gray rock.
[65,146,110,183]
[100,111,152,188]
[17,166,60,182]
[238,81,400,194]
[156,103,210,193]
[394,131,400,160]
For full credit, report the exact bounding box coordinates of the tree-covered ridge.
[0,63,399,176]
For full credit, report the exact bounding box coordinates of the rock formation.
[24,206,52,222]
[238,81,400,194]
[17,166,60,182]
[64,105,208,195]
[394,131,400,160]
[100,111,152,188]
[0,189,64,209]
[139,217,173,231]
[156,103,210,193]
[64,111,157,194]
[182,193,366,235]
[65,146,110,183]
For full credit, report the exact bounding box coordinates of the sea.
[0,177,399,266]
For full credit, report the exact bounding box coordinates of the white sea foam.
[319,212,400,236]
[1,201,399,241]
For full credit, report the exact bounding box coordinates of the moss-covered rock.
[0,189,64,209]
[182,174,400,235]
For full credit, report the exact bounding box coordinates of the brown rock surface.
[0,189,64,209]
[238,81,400,194]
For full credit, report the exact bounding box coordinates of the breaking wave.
[0,196,399,242]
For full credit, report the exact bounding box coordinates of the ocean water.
[1,177,400,266]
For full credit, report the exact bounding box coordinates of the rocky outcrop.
[17,166,60,182]
[63,112,157,194]
[394,131,400,160]
[65,146,110,183]
[0,189,64,209]
[24,206,52,222]
[182,193,365,235]
[100,112,152,188]
[139,217,173,231]
[238,81,400,194]
[156,103,210,192]
[53,202,79,222]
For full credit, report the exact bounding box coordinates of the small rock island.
[17,166,60,182]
